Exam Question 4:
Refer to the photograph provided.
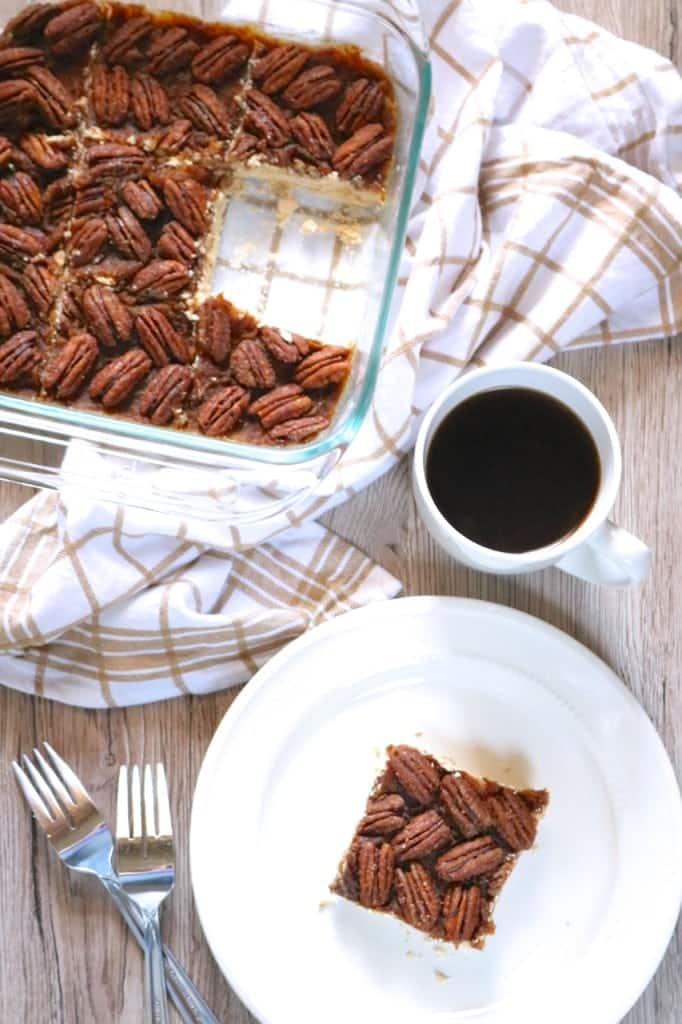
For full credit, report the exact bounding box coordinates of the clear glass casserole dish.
[0,0,430,524]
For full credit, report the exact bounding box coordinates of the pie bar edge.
[330,744,549,949]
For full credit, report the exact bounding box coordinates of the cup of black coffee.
[412,364,650,585]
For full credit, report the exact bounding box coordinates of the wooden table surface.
[1,2,681,1021]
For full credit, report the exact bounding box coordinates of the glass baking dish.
[0,0,430,525]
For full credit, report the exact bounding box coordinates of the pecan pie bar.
[0,1,394,446]
[230,40,395,196]
[331,745,549,949]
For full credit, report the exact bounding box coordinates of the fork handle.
[144,912,170,1024]
[99,877,221,1024]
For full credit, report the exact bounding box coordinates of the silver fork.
[12,743,220,1024]
[117,764,175,1024]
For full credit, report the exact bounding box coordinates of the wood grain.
[0,3,681,1021]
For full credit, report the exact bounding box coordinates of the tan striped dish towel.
[0,0,681,706]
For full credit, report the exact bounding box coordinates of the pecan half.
[82,283,133,348]
[147,27,199,76]
[4,4,54,41]
[191,36,250,84]
[392,810,451,863]
[0,329,40,382]
[0,223,45,261]
[487,790,537,852]
[295,346,350,389]
[252,45,308,94]
[282,65,341,110]
[44,1,101,56]
[139,364,192,425]
[440,773,493,839]
[0,47,45,77]
[243,89,290,147]
[106,205,152,262]
[249,383,312,429]
[0,172,42,225]
[197,297,231,363]
[359,794,407,838]
[269,415,328,442]
[43,176,74,225]
[332,123,392,178]
[158,221,196,265]
[486,859,514,900]
[337,78,384,134]
[78,258,142,284]
[262,145,296,168]
[197,385,249,436]
[69,217,107,266]
[25,65,75,128]
[45,223,68,253]
[43,332,98,399]
[394,863,440,931]
[0,136,12,166]
[155,119,193,154]
[386,746,442,807]
[290,112,333,163]
[0,273,30,337]
[435,836,507,883]
[89,348,151,409]
[101,15,151,65]
[442,884,483,943]
[59,287,81,333]
[121,179,162,221]
[259,326,311,364]
[18,132,70,172]
[130,260,189,300]
[91,64,130,127]
[135,307,192,366]
[73,179,114,218]
[0,80,37,123]
[162,177,207,238]
[332,838,361,900]
[131,73,170,131]
[230,337,276,389]
[11,148,43,179]
[180,84,232,138]
[230,131,258,161]
[22,263,55,315]
[357,841,394,908]
[86,142,145,179]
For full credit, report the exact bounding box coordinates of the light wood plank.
[0,1,680,1021]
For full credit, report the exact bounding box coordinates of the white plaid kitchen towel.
[0,0,681,706]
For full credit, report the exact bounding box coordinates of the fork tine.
[155,764,172,839]
[130,765,143,839]
[33,747,77,814]
[143,764,156,837]
[116,766,129,839]
[22,754,67,823]
[43,742,94,809]
[12,760,55,832]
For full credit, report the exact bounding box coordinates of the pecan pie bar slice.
[86,4,251,167]
[60,158,221,309]
[331,745,549,949]
[190,296,351,445]
[229,38,396,203]
[0,0,103,131]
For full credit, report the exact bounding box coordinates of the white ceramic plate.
[190,597,682,1024]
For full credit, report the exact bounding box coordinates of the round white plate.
[190,597,682,1024]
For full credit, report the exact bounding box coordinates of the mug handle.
[556,520,651,586]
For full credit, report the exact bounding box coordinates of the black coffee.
[425,387,601,553]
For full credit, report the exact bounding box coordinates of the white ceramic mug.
[412,363,651,586]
